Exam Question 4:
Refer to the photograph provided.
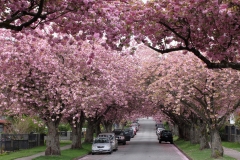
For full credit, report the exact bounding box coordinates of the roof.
[0,119,8,124]
[99,132,115,135]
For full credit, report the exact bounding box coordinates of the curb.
[173,143,192,160]
[73,152,91,160]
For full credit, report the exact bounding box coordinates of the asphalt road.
[78,118,189,160]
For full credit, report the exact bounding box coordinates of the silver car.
[98,133,118,151]
[92,137,113,155]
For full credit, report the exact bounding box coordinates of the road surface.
[78,118,189,160]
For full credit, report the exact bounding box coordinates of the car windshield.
[94,139,109,143]
[99,134,113,139]
[114,131,123,135]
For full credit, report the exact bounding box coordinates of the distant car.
[123,128,132,141]
[156,127,165,135]
[131,126,137,135]
[112,129,126,145]
[92,137,113,155]
[125,127,135,138]
[132,119,139,123]
[158,130,173,144]
[97,133,118,151]
[131,123,139,131]
[155,123,164,129]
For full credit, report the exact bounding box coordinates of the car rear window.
[94,139,109,143]
[162,131,172,136]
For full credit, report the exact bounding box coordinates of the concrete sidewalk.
[223,147,240,160]
[15,144,72,160]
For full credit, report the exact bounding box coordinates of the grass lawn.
[33,143,91,160]
[174,139,236,160]
[222,141,240,152]
[0,140,72,160]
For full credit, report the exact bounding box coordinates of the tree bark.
[70,122,83,149]
[190,124,200,144]
[102,120,113,132]
[178,126,185,139]
[95,121,101,136]
[199,124,210,150]
[84,119,95,143]
[45,118,61,155]
[171,124,179,136]
[178,123,190,140]
[70,111,85,149]
[210,129,223,158]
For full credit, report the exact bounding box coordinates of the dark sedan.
[124,128,134,140]
[112,129,127,145]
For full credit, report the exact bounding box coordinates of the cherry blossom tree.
[78,43,145,142]
[0,30,90,155]
[0,0,124,31]
[2,0,240,71]
[147,51,240,158]
[118,0,240,70]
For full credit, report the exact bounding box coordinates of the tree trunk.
[45,119,61,155]
[84,119,95,143]
[70,111,85,149]
[103,121,113,132]
[210,129,223,158]
[71,122,83,149]
[178,126,185,139]
[171,124,179,136]
[178,123,190,140]
[199,124,210,150]
[95,121,101,136]
[190,124,200,144]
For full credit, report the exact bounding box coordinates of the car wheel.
[170,141,173,144]
[159,140,161,143]
[123,141,126,145]
[92,152,95,155]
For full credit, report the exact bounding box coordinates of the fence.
[0,133,45,152]
[221,125,240,143]
[58,130,86,141]
[0,129,86,152]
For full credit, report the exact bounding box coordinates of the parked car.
[131,123,139,131]
[156,127,165,135]
[132,119,139,123]
[126,127,135,138]
[131,126,137,135]
[97,132,118,151]
[155,123,164,130]
[91,137,113,155]
[123,128,132,141]
[158,130,173,144]
[112,129,126,145]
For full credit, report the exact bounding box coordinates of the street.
[78,118,189,160]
